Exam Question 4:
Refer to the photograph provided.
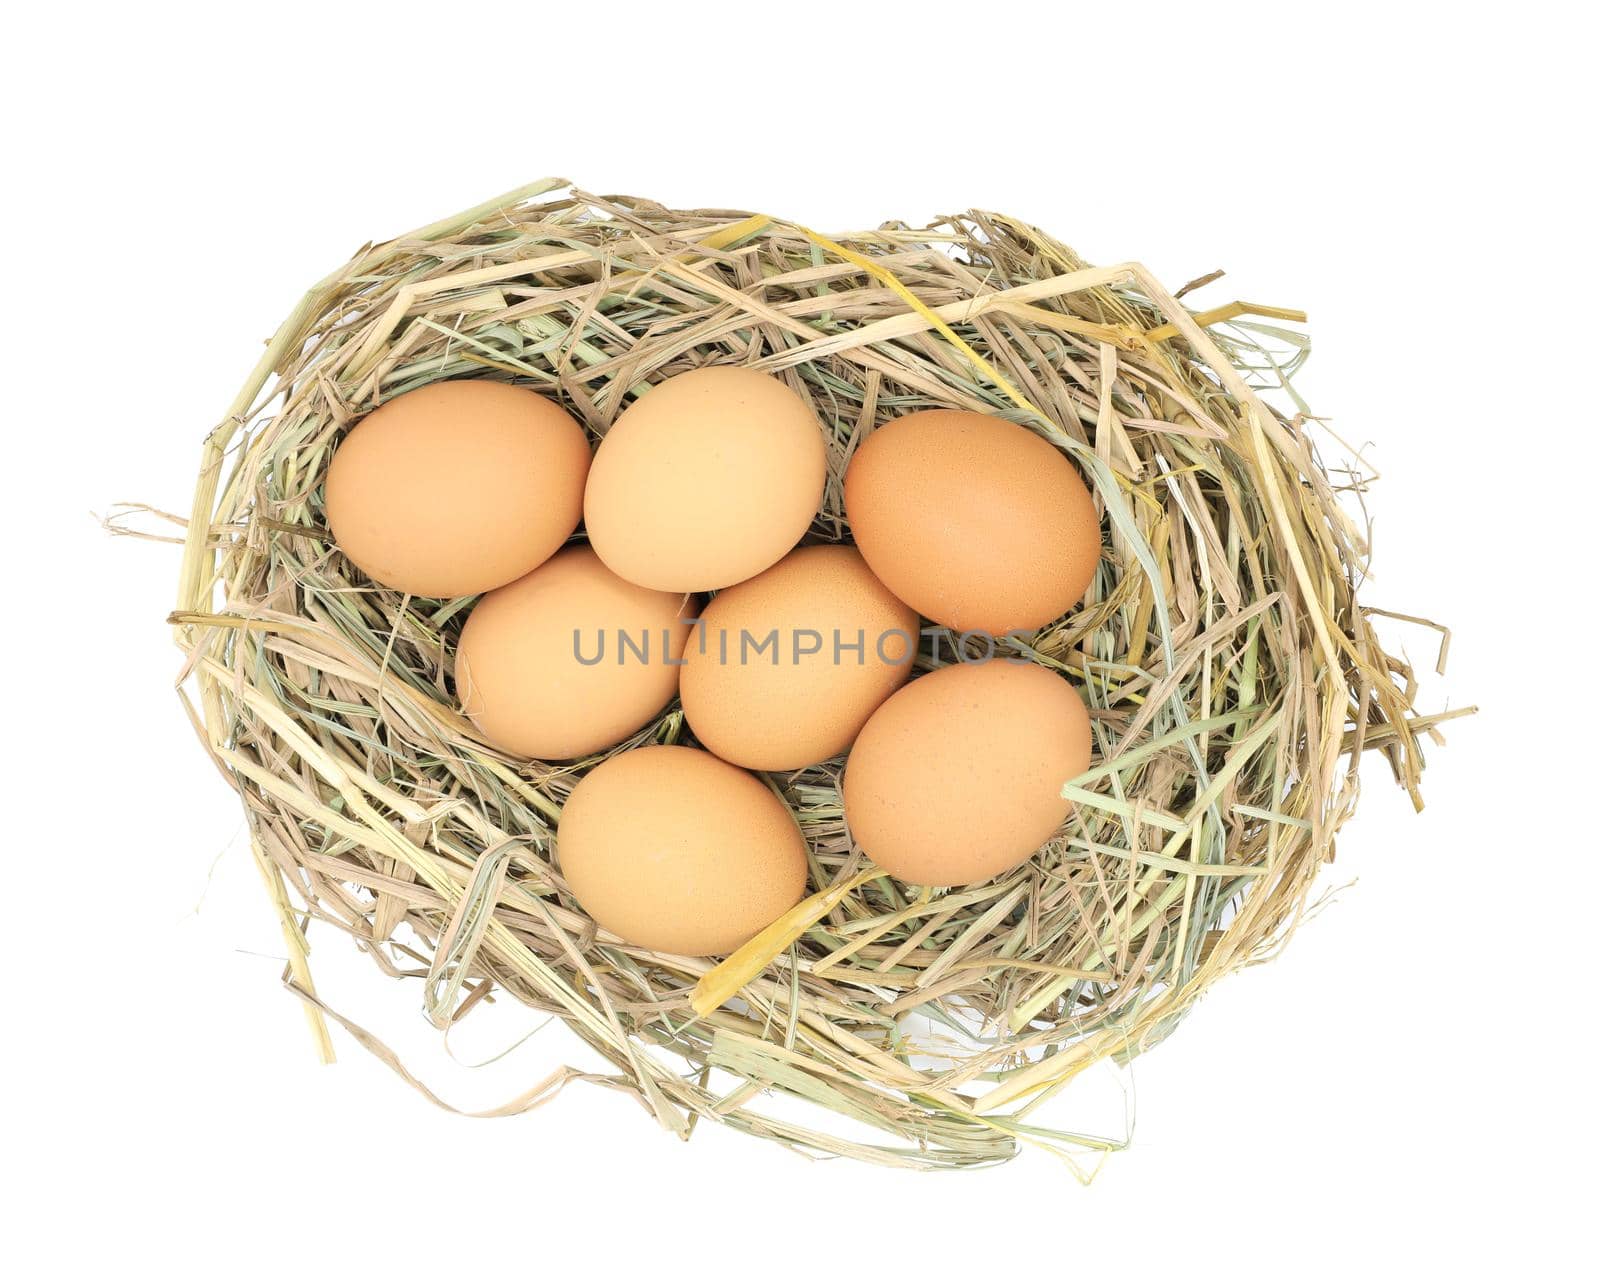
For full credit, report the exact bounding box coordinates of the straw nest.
[168,178,1456,1172]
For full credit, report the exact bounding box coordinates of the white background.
[5,3,1592,1279]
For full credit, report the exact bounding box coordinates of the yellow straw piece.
[1143,300,1309,344]
[794,223,1046,420]
[692,867,881,1017]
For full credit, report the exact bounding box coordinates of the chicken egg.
[842,659,1092,886]
[583,366,827,592]
[556,745,809,955]
[456,546,694,761]
[325,380,591,598]
[844,409,1101,634]
[679,544,919,770]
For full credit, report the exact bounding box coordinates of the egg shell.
[324,380,591,598]
[583,366,827,592]
[842,660,1092,887]
[556,745,809,955]
[679,545,919,770]
[843,409,1101,634]
[456,546,694,761]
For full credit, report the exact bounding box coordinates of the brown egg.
[556,745,810,955]
[843,409,1101,634]
[843,660,1092,887]
[456,546,694,761]
[679,545,919,770]
[583,366,827,592]
[325,380,591,597]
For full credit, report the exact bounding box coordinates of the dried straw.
[169,178,1460,1171]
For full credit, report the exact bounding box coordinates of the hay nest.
[170,178,1453,1171]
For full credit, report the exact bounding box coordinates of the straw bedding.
[168,178,1455,1171]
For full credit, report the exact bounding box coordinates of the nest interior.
[171,177,1446,1171]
